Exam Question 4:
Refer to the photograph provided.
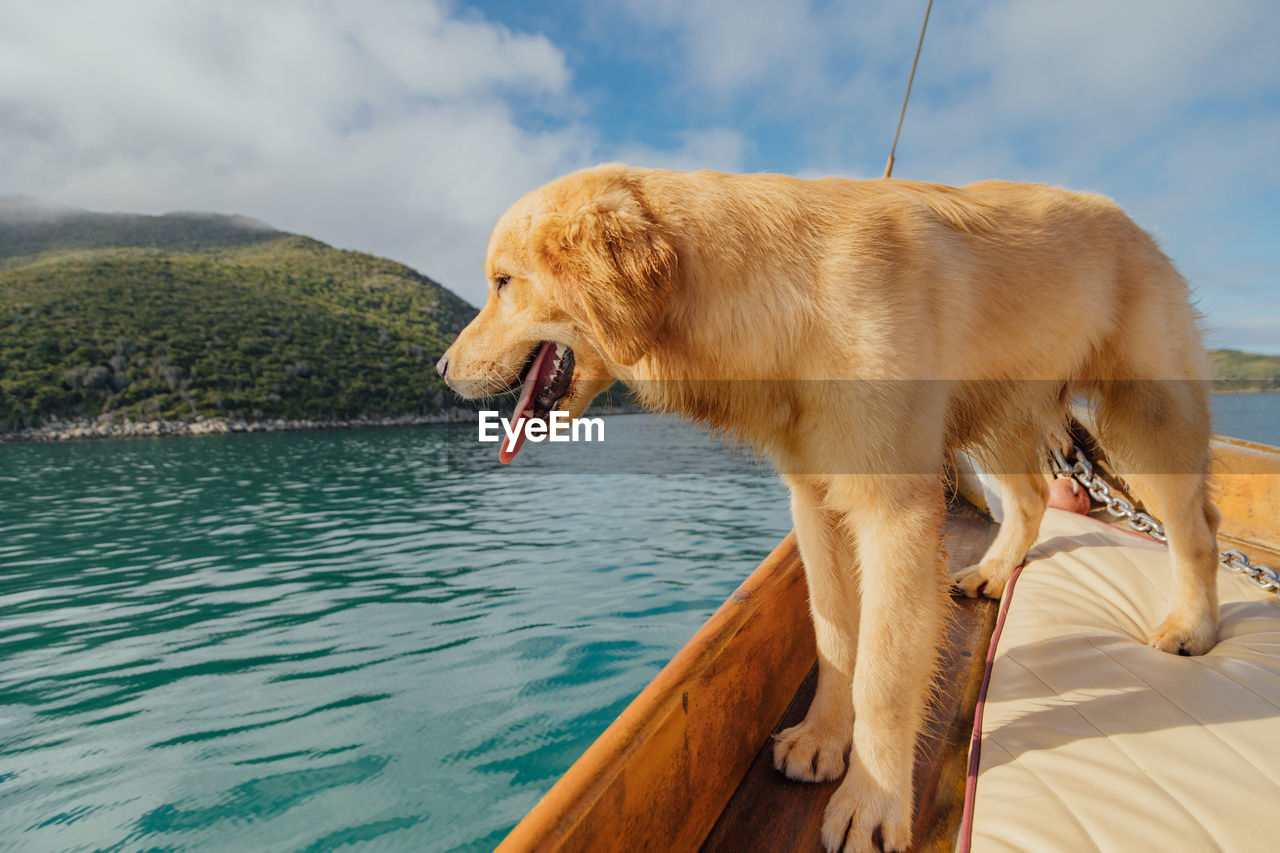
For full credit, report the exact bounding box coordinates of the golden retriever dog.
[436,165,1219,852]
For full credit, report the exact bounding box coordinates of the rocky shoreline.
[0,404,650,443]
[0,410,481,442]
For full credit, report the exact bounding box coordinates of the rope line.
[884,0,934,179]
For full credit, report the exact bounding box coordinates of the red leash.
[957,560,1027,852]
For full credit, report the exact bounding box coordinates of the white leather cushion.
[968,508,1280,853]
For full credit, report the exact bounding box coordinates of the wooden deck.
[702,506,1000,853]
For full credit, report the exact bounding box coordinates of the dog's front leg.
[773,476,858,782]
[820,474,948,853]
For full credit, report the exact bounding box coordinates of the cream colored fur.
[439,165,1221,853]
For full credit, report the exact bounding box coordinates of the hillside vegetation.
[1210,349,1280,392]
[0,203,477,431]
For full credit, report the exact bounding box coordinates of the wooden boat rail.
[496,531,816,852]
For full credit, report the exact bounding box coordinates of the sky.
[1,0,1277,353]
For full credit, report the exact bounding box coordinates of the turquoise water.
[1,396,1275,852]
[0,415,791,852]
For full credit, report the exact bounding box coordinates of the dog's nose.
[436,354,450,379]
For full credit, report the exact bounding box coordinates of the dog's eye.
[494,274,511,291]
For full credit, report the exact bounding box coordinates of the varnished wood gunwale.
[1211,436,1280,552]
[495,532,817,853]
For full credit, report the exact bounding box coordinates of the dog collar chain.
[1049,445,1280,598]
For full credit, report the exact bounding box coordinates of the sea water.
[0,415,790,851]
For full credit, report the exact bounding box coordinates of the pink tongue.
[499,342,555,464]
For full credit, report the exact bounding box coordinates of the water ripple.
[0,416,791,851]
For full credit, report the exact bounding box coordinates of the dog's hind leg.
[1095,376,1221,654]
[773,477,858,783]
[953,457,1048,599]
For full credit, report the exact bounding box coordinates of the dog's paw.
[773,718,850,783]
[1148,614,1217,656]
[952,560,1012,600]
[819,761,912,853]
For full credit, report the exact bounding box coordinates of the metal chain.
[1049,445,1280,598]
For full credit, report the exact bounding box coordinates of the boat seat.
[967,508,1280,852]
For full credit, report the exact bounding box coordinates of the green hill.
[0,202,478,432]
[1210,349,1280,392]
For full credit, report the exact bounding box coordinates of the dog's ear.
[539,186,676,366]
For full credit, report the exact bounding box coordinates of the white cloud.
[619,0,824,99]
[0,0,587,306]
[965,0,1275,117]
[614,0,911,113]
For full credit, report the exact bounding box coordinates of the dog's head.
[438,165,677,458]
